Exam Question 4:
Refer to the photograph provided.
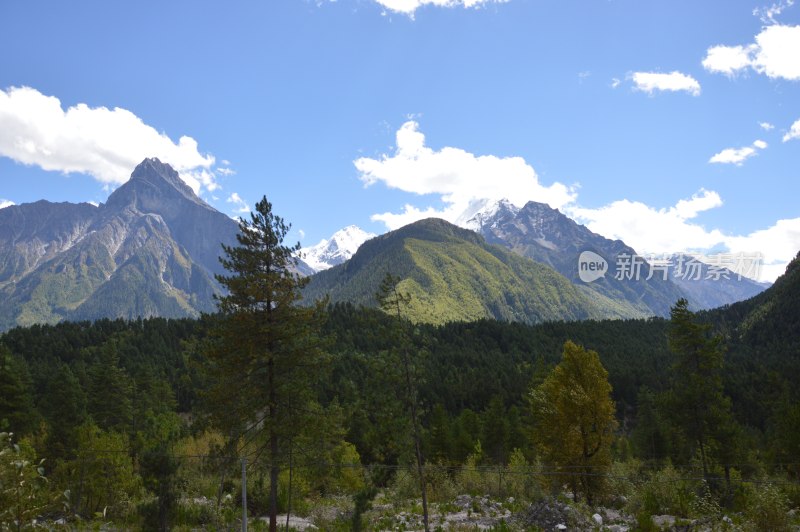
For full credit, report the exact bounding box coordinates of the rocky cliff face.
[468,200,688,317]
[0,158,273,330]
[467,200,767,315]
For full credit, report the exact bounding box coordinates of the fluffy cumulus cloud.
[354,120,576,229]
[0,199,14,209]
[760,121,775,130]
[568,190,726,256]
[372,0,506,17]
[0,86,218,194]
[630,71,701,96]
[709,139,768,165]
[568,190,800,282]
[702,24,800,80]
[783,118,800,141]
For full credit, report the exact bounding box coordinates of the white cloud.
[372,0,507,17]
[217,167,236,176]
[702,24,800,80]
[354,120,576,230]
[611,78,621,89]
[568,190,800,282]
[298,229,306,240]
[702,45,753,76]
[725,217,800,281]
[710,147,758,164]
[568,190,726,256]
[630,71,701,96]
[0,199,14,209]
[754,0,794,24]
[709,139,767,165]
[760,121,775,130]
[783,118,800,141]
[226,192,250,214]
[0,86,217,194]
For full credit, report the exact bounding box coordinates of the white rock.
[652,514,676,528]
[592,512,603,525]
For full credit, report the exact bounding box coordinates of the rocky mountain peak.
[462,198,520,231]
[105,157,207,212]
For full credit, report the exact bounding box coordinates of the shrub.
[628,464,698,517]
[745,482,790,532]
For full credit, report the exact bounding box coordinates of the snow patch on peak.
[461,198,520,232]
[301,225,376,272]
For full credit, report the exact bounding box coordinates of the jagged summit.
[0,157,316,331]
[130,157,192,192]
[301,225,376,272]
[106,157,207,211]
[462,198,520,232]
[467,198,766,315]
[0,159,231,330]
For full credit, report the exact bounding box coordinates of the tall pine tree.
[204,196,326,532]
[666,298,737,487]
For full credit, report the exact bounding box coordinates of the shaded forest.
[1,292,799,529]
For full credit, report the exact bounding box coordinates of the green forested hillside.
[303,218,605,324]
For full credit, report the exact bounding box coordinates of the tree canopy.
[529,340,617,505]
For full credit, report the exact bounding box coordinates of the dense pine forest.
[1,299,799,529]
[2,199,798,530]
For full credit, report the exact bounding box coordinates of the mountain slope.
[303,218,607,325]
[0,158,309,331]
[466,200,765,316]
[710,250,800,350]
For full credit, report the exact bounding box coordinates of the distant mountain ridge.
[0,158,312,331]
[0,159,769,331]
[465,199,768,315]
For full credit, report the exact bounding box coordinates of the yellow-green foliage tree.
[0,432,51,530]
[529,340,617,505]
[59,423,140,519]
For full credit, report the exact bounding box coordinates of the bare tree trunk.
[269,357,278,532]
[404,351,429,532]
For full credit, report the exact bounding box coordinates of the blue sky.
[1,0,799,280]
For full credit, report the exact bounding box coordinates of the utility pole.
[242,457,248,532]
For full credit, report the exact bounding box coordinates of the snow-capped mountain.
[461,198,520,232]
[301,225,376,272]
